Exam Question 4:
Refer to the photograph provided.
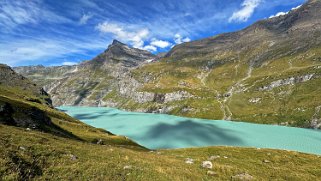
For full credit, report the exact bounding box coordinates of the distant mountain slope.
[15,0,321,129]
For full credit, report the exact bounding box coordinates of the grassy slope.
[1,125,321,180]
[128,47,321,127]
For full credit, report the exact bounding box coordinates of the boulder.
[201,161,213,169]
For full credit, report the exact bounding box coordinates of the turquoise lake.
[58,106,321,155]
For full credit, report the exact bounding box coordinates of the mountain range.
[1,0,321,180]
[15,0,321,129]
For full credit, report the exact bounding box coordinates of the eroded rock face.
[259,74,315,91]
[310,106,321,129]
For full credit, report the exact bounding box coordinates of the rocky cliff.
[15,0,321,128]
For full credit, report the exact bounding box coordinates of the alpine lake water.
[58,106,321,155]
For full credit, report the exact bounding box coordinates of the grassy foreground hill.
[2,125,321,180]
[1,64,321,180]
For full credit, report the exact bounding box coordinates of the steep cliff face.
[15,0,321,128]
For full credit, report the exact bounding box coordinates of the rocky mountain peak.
[111,39,126,46]
[90,40,156,67]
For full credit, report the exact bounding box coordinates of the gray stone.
[231,173,254,180]
[123,165,132,170]
[207,171,217,176]
[70,154,78,161]
[209,155,220,160]
[185,158,194,164]
[201,161,213,169]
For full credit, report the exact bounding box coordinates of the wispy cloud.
[79,13,93,25]
[0,0,71,30]
[229,0,262,22]
[0,37,108,66]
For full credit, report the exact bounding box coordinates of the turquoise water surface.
[59,106,321,155]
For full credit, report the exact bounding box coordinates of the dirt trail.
[222,63,253,120]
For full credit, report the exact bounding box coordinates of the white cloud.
[291,5,302,11]
[269,4,302,19]
[229,0,262,23]
[150,39,171,48]
[143,45,157,52]
[174,34,191,44]
[62,61,78,66]
[79,13,93,25]
[95,22,149,49]
[269,12,287,19]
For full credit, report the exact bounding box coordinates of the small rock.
[201,161,213,169]
[223,156,228,159]
[263,159,271,163]
[19,146,26,151]
[231,173,254,181]
[207,171,217,176]
[96,139,104,145]
[123,165,132,170]
[185,158,194,164]
[209,155,220,160]
[26,128,31,131]
[70,154,78,161]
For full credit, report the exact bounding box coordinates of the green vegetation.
[130,46,321,127]
[1,124,321,180]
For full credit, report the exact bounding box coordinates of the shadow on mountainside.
[141,120,244,149]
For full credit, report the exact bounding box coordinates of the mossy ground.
[1,124,321,181]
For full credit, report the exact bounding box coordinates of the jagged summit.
[110,39,126,46]
[88,39,156,67]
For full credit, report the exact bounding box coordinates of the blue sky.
[0,0,305,67]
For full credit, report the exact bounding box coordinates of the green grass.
[1,125,321,180]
